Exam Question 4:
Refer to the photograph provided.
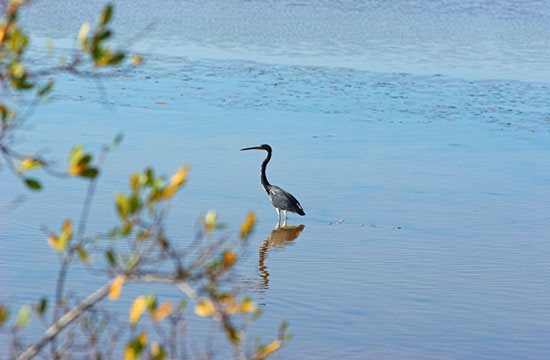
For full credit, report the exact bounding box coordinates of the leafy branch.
[0,2,290,359]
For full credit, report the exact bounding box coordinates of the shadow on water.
[258,225,305,289]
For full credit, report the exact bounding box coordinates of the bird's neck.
[260,150,271,192]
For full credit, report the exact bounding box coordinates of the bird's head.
[240,144,272,152]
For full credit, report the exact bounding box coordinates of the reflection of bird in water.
[241,144,305,228]
[259,225,305,289]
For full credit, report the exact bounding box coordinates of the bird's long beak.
[240,146,262,151]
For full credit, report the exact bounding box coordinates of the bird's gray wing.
[269,186,305,215]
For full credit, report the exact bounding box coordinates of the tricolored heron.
[241,144,305,227]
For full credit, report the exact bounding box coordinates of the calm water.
[1,1,550,358]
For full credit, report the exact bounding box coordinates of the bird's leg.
[276,208,281,228]
[283,210,288,227]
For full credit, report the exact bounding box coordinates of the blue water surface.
[1,1,550,358]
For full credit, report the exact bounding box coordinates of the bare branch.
[18,273,199,359]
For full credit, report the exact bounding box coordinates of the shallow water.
[21,0,550,82]
[1,1,550,359]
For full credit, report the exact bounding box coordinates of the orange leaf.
[223,250,236,268]
[131,54,143,66]
[48,235,59,249]
[68,164,84,176]
[153,301,172,322]
[240,212,256,239]
[62,219,72,234]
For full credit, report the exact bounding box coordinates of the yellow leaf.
[131,54,143,66]
[115,193,130,219]
[137,332,147,344]
[15,305,31,329]
[124,333,148,360]
[77,22,90,47]
[255,340,283,359]
[48,220,73,252]
[129,173,140,193]
[171,165,189,186]
[18,157,42,173]
[152,301,172,322]
[151,341,166,359]
[194,298,216,317]
[124,346,137,360]
[158,165,189,200]
[239,297,257,314]
[240,212,257,239]
[129,296,148,324]
[204,210,217,232]
[10,62,25,78]
[9,0,28,6]
[109,275,125,301]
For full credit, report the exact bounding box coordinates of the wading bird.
[241,144,305,227]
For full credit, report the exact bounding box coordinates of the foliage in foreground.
[0,1,289,358]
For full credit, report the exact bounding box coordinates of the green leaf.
[125,333,147,359]
[36,297,48,317]
[97,29,112,42]
[105,249,117,267]
[129,195,140,215]
[147,296,158,313]
[24,178,42,191]
[7,28,29,54]
[78,154,92,167]
[37,79,55,97]
[76,245,90,265]
[12,76,34,90]
[80,167,98,179]
[92,46,106,62]
[108,52,125,65]
[224,322,241,345]
[99,5,113,27]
